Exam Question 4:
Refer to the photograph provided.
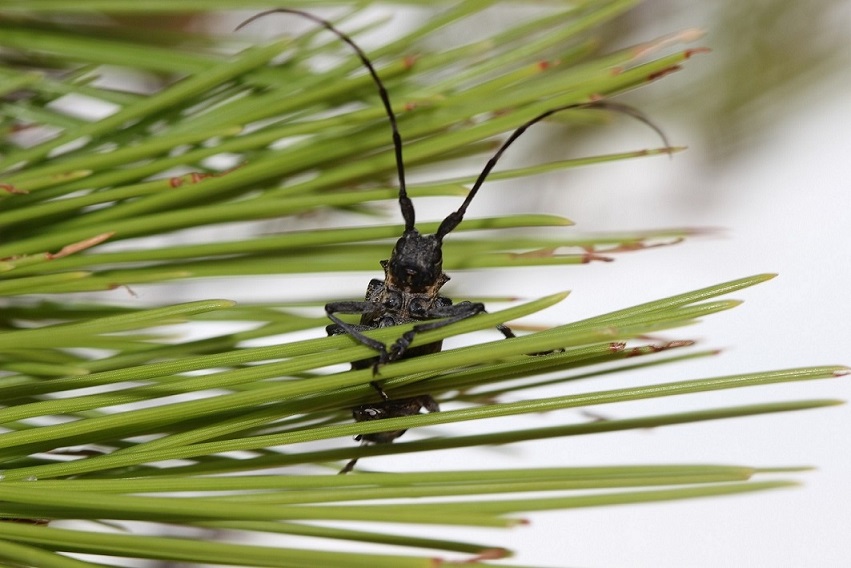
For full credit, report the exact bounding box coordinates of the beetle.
[238,9,668,473]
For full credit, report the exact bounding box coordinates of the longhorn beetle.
[238,9,669,473]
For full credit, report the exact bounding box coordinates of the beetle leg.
[381,301,487,364]
[325,301,389,358]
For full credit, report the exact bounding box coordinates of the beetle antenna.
[236,9,414,231]
[435,101,670,240]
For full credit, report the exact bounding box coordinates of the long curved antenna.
[435,101,670,240]
[236,9,414,231]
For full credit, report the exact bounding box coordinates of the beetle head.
[383,229,447,293]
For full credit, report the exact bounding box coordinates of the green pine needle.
[0,3,841,567]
